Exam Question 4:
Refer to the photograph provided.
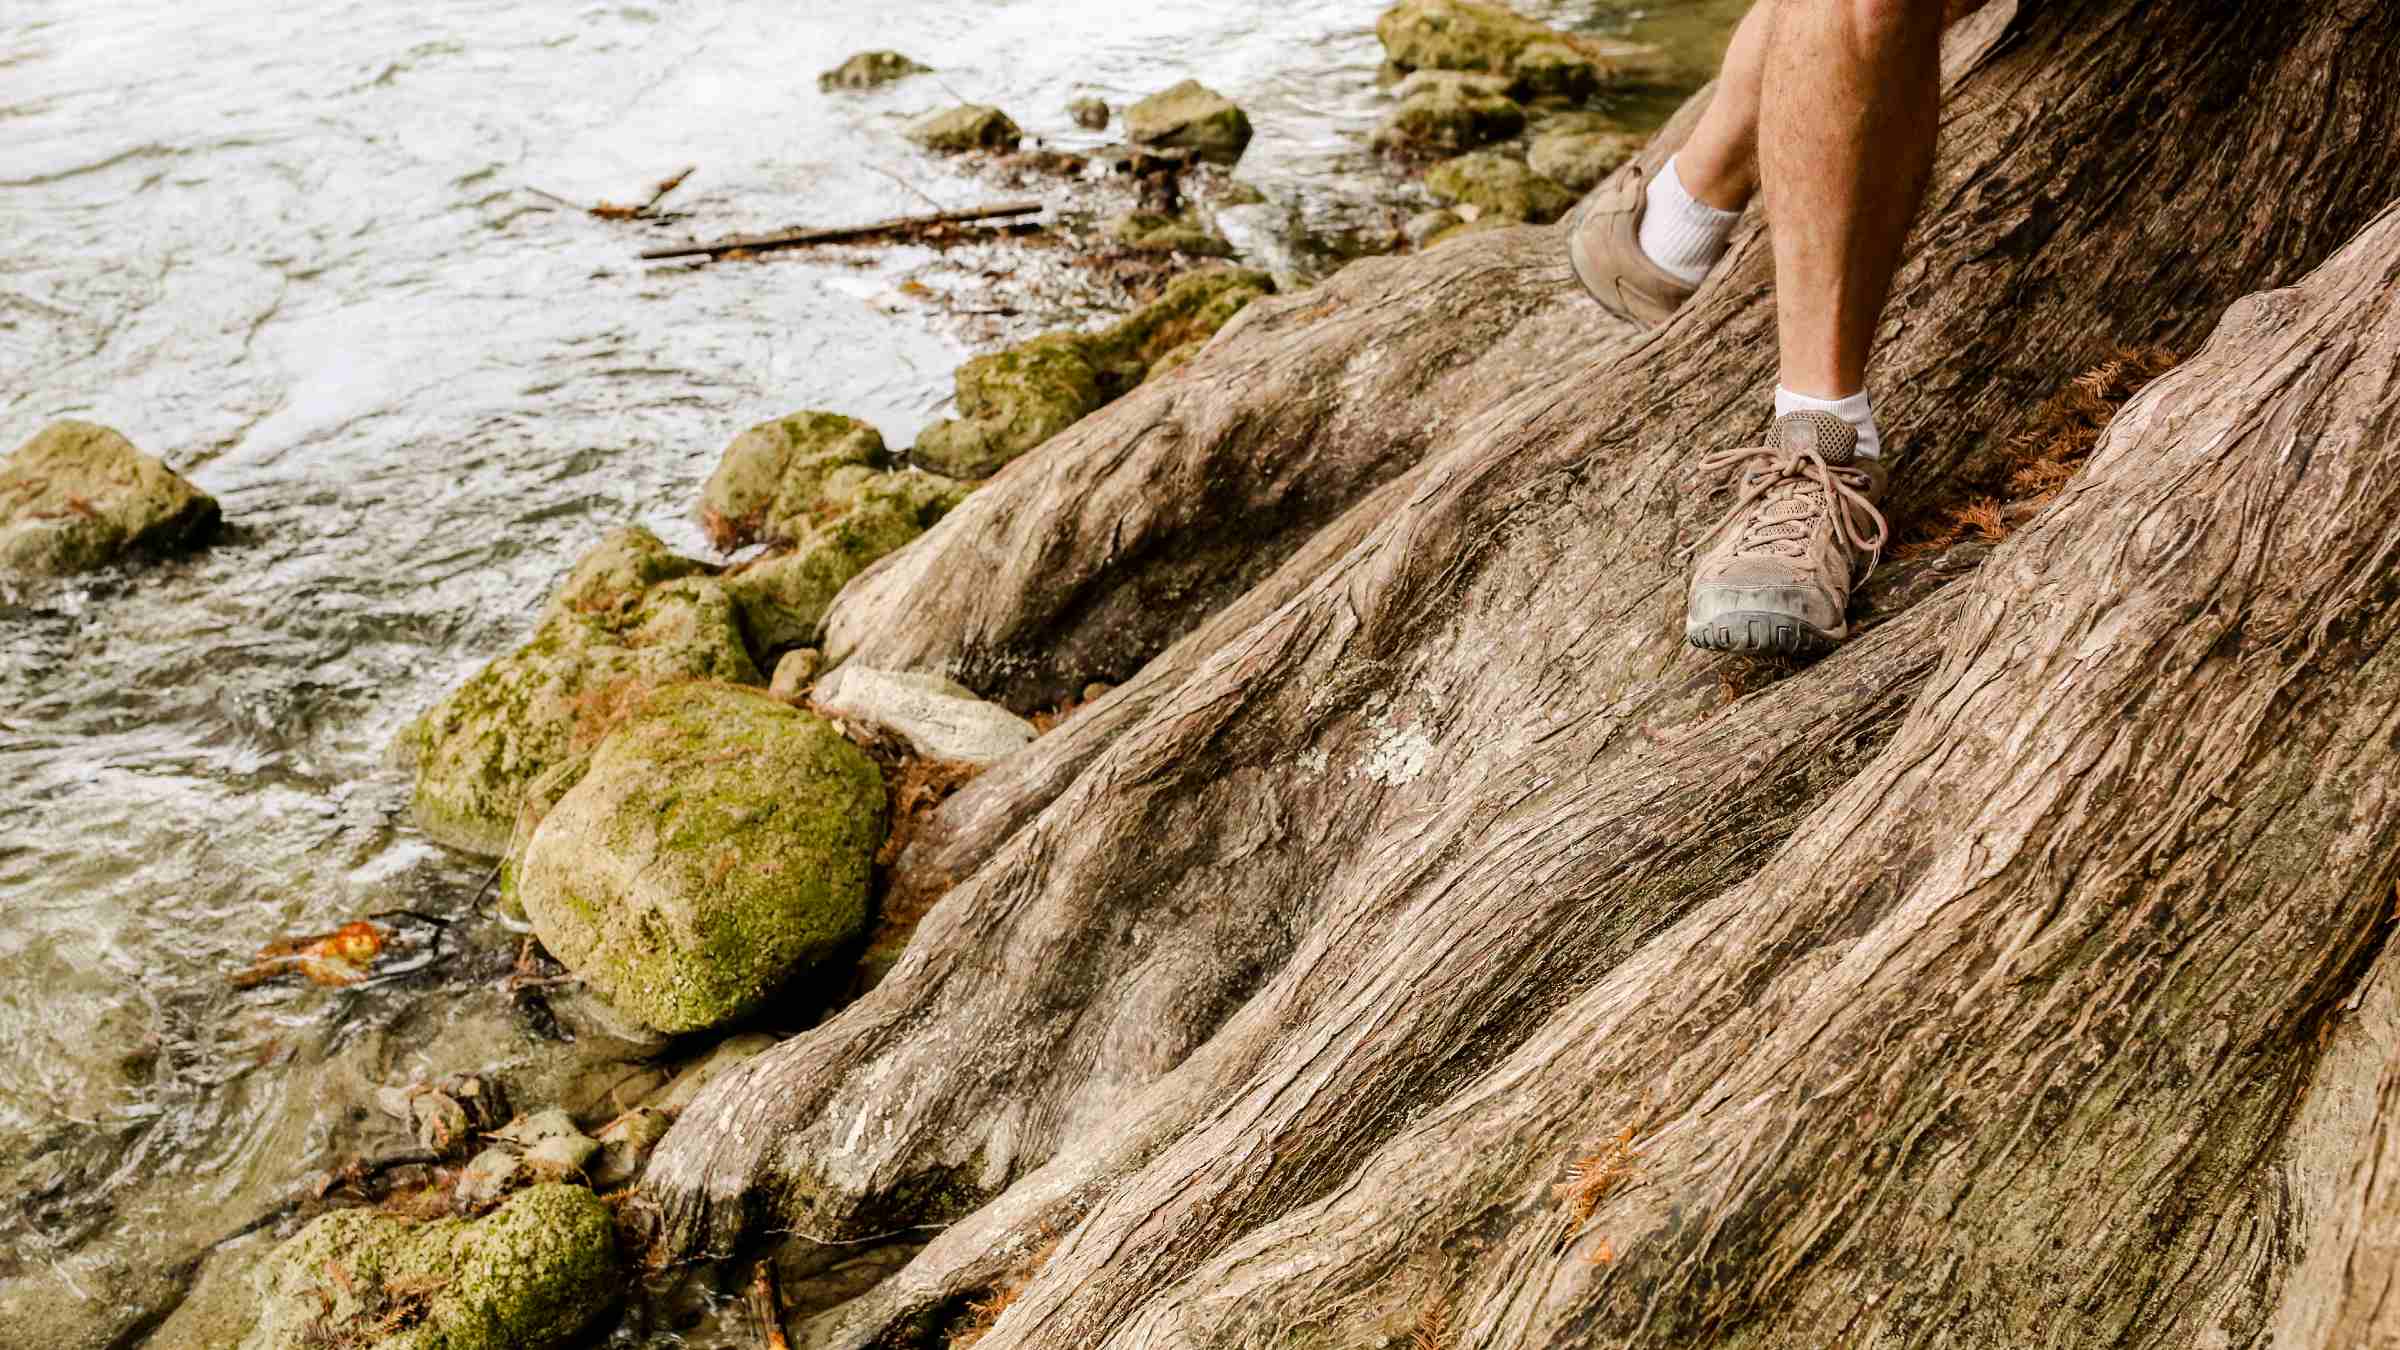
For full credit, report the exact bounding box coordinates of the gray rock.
[524,1131,601,1180]
[455,1147,530,1213]
[0,420,219,576]
[1124,79,1253,165]
[771,647,825,698]
[1069,95,1111,130]
[589,1107,673,1189]
[817,50,930,91]
[904,104,1023,154]
[647,1032,782,1114]
[813,665,1038,765]
[494,1106,585,1148]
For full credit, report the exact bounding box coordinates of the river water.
[0,0,1741,1342]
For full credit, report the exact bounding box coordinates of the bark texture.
[642,2,2400,1345]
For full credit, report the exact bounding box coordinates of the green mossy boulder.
[1528,126,1644,192]
[721,469,970,651]
[912,267,1273,478]
[1375,0,1668,90]
[904,104,1022,154]
[698,411,887,551]
[0,420,218,576]
[400,528,760,856]
[1425,150,1577,223]
[911,333,1108,480]
[239,1184,618,1350]
[818,50,930,91]
[1372,74,1527,155]
[513,684,885,1034]
[1512,39,1604,100]
[1124,79,1253,165]
[1107,209,1236,257]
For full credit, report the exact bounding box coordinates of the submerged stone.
[0,420,218,576]
[913,266,1274,478]
[1124,79,1253,165]
[514,684,885,1034]
[240,1184,618,1350]
[1069,95,1111,130]
[399,528,760,856]
[905,104,1022,154]
[1425,150,1577,223]
[813,665,1038,765]
[817,50,930,91]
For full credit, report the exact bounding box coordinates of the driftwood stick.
[639,200,1044,261]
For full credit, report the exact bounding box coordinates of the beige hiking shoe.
[1685,411,1890,656]
[1566,173,1699,328]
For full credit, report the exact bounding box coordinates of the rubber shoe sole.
[1684,610,1843,657]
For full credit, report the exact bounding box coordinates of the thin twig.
[865,163,947,212]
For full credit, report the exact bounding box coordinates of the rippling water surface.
[0,0,1741,1341]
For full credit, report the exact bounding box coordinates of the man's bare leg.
[1672,1,1776,212]
[1760,0,1946,406]
[1679,0,1946,655]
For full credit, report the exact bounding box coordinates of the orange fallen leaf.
[234,920,389,988]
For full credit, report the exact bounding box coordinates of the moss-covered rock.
[239,1184,618,1350]
[722,469,969,651]
[0,420,218,576]
[912,333,1107,480]
[904,104,1022,154]
[1528,126,1643,192]
[1107,209,1236,257]
[400,529,761,856]
[1372,74,1526,155]
[1513,39,1604,100]
[817,50,930,91]
[1425,150,1576,223]
[1068,95,1111,130]
[514,684,885,1034]
[698,411,887,551]
[912,267,1274,478]
[1375,0,1668,90]
[1124,79,1253,166]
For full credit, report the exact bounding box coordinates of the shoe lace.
[1692,442,1890,577]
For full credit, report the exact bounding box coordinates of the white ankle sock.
[1638,155,1742,286]
[1774,386,1883,460]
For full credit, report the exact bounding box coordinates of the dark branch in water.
[638,200,1045,261]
